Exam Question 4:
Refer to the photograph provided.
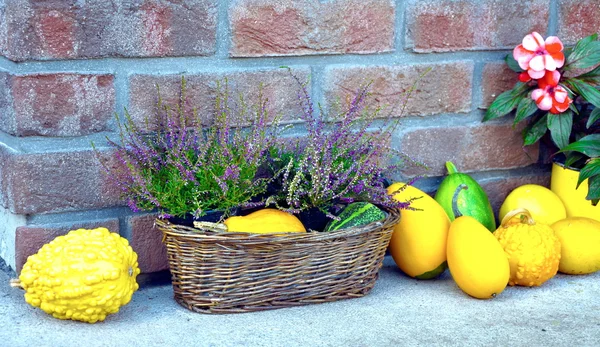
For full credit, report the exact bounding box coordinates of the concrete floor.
[1,256,599,347]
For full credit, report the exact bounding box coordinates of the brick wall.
[0,0,597,275]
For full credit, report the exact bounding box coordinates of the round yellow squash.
[18,228,141,323]
[224,209,306,234]
[551,217,600,275]
[499,184,566,226]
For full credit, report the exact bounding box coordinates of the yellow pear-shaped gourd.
[387,182,451,279]
[447,185,510,299]
[17,228,141,323]
[224,209,306,234]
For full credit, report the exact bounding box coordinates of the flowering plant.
[98,78,283,219]
[99,69,425,225]
[264,70,425,220]
[484,32,600,203]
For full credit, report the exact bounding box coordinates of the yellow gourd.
[16,228,141,323]
[447,215,510,299]
[224,209,306,234]
[551,217,600,275]
[494,208,561,287]
[387,182,451,279]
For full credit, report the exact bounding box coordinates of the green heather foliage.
[99,78,283,218]
[263,69,427,217]
[97,69,426,219]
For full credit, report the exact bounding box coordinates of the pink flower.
[513,32,565,79]
[531,70,572,114]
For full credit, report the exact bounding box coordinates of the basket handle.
[193,221,228,232]
[9,278,23,289]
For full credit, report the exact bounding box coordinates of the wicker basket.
[155,208,399,314]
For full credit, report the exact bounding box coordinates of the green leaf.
[565,38,600,69]
[565,152,587,167]
[484,91,522,121]
[547,111,573,149]
[586,175,600,204]
[514,97,538,124]
[577,158,600,187]
[587,107,600,128]
[567,79,600,108]
[577,65,600,85]
[569,102,580,115]
[563,46,574,61]
[559,134,600,157]
[523,114,549,146]
[483,83,531,122]
[505,54,523,73]
[564,34,598,63]
[574,33,598,53]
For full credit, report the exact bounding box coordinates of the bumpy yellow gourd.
[494,209,561,287]
[18,228,141,323]
[224,209,306,234]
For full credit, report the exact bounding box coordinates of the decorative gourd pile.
[16,228,141,323]
[12,157,600,319]
[386,161,600,300]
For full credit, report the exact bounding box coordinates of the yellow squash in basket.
[224,209,306,234]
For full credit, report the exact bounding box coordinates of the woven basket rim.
[156,207,400,244]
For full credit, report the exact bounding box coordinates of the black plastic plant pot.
[298,207,331,232]
[167,207,241,227]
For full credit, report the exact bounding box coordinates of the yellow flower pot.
[551,162,600,222]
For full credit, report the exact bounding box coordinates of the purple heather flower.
[223,166,240,181]
[271,70,425,213]
[99,77,285,217]
[127,199,141,213]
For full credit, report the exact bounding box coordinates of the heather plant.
[265,70,426,218]
[98,78,283,219]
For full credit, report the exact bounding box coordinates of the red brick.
[480,173,551,219]
[0,148,122,215]
[0,0,217,61]
[33,6,77,59]
[405,0,549,52]
[481,62,521,108]
[1,73,115,137]
[323,62,473,117]
[558,0,600,44]
[128,213,168,274]
[15,219,120,273]
[128,67,311,131]
[230,0,395,57]
[399,123,539,176]
[140,2,171,57]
